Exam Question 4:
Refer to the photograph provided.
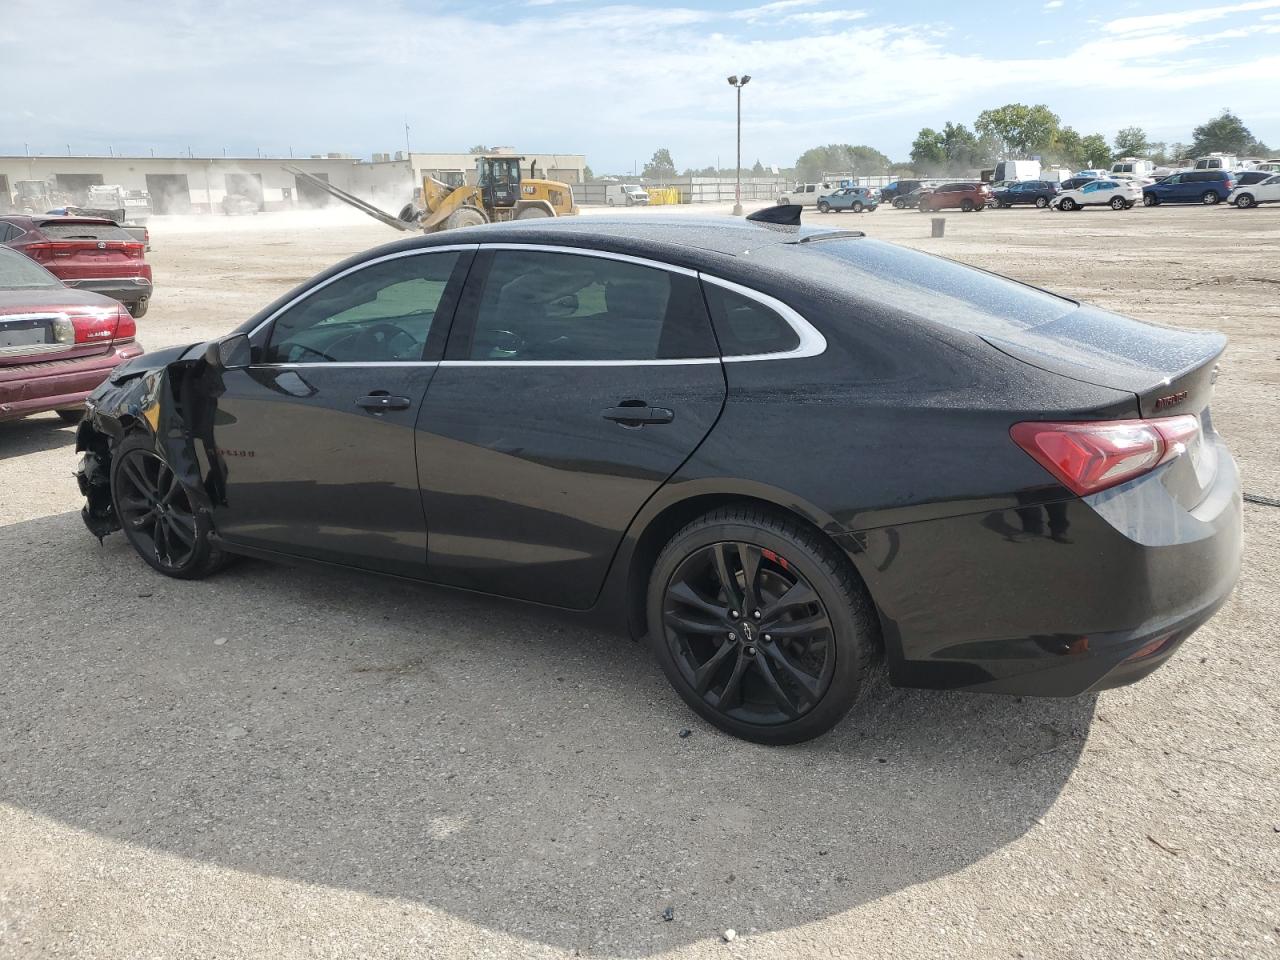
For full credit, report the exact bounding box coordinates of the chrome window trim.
[245,240,826,369]
[246,244,479,340]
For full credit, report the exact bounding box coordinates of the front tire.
[1143,194,1159,207]
[110,434,229,580]
[817,201,830,213]
[1059,197,1077,211]
[444,206,488,229]
[646,506,876,744]
[1237,193,1255,208]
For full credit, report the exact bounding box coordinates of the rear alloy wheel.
[1201,191,1220,205]
[817,201,830,213]
[111,435,228,579]
[1035,196,1049,208]
[892,197,906,209]
[1237,193,1255,209]
[648,507,875,744]
[851,201,864,213]
[1143,194,1159,207]
[1110,196,1126,210]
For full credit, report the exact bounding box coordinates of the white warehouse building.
[0,148,587,215]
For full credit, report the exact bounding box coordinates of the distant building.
[0,147,586,214]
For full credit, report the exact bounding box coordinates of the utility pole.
[727,75,751,215]
[405,121,411,159]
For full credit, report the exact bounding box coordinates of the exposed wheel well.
[624,493,878,646]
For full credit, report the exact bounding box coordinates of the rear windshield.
[0,248,60,289]
[37,221,132,241]
[803,239,1076,335]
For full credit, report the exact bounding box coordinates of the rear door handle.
[357,393,411,412]
[602,403,674,426]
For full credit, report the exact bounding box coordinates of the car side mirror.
[204,332,251,371]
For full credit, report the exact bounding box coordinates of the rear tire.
[646,506,877,744]
[960,199,974,212]
[1110,196,1125,210]
[110,434,230,580]
[1035,196,1049,208]
[892,197,906,209]
[127,299,149,319]
[1201,191,1220,205]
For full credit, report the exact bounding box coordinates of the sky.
[3,0,1279,172]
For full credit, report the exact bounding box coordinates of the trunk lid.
[27,220,148,283]
[0,290,125,367]
[980,305,1225,419]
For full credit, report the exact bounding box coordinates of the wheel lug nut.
[728,632,737,642]
[753,610,761,619]
[763,634,772,643]
[730,610,740,619]
[745,646,756,656]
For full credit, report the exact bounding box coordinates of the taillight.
[22,242,56,263]
[113,305,136,343]
[124,242,144,259]
[67,308,121,344]
[1010,415,1202,496]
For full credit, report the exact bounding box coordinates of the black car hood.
[106,341,202,382]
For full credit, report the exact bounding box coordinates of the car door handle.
[357,393,411,411]
[602,403,674,426]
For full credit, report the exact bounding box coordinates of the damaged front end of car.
[74,335,248,542]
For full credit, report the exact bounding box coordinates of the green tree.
[1113,126,1150,158]
[642,147,676,180]
[794,143,891,180]
[1079,133,1112,167]
[467,144,490,155]
[583,163,594,181]
[1051,126,1084,167]
[942,122,983,172]
[975,103,1061,157]
[1190,110,1254,156]
[910,128,946,172]
[751,159,765,175]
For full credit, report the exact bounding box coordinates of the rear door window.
[459,250,717,362]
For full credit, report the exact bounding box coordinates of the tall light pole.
[727,74,751,215]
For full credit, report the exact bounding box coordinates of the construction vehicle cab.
[477,155,522,210]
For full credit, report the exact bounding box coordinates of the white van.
[992,159,1041,182]
[1110,158,1154,178]
[778,182,835,206]
[1193,154,1239,171]
[605,183,649,206]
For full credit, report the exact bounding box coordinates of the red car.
[0,215,153,317]
[917,182,992,213]
[0,246,143,423]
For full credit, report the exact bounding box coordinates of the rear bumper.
[61,277,153,306]
[854,436,1243,697]
[0,342,144,421]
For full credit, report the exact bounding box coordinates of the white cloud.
[1044,1,1063,9]
[1104,0,1280,34]
[0,0,1275,171]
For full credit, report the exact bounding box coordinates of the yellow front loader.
[285,155,578,234]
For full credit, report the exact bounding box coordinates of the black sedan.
[74,212,1242,743]
[992,180,1061,208]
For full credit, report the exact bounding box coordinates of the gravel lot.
[1,202,1277,959]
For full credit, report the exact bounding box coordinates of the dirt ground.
[1,202,1277,960]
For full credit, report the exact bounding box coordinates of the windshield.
[801,239,1076,336]
[37,222,133,240]
[0,247,61,289]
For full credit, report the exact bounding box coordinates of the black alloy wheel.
[663,541,836,726]
[110,435,229,579]
[648,507,875,743]
[115,447,200,571]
